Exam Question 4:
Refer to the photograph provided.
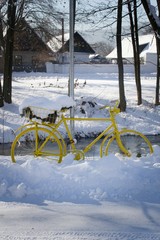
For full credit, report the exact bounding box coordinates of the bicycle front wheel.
[11,126,66,164]
[101,129,153,157]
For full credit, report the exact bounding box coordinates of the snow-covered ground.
[0,71,160,239]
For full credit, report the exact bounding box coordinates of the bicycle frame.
[50,109,125,159]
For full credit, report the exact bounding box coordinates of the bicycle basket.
[22,106,57,123]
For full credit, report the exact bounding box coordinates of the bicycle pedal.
[66,138,77,145]
[72,150,84,160]
[74,153,82,160]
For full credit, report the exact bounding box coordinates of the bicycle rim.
[103,129,153,157]
[11,127,65,164]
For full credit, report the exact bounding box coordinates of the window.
[32,56,39,66]
[14,55,22,65]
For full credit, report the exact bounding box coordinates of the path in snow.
[0,201,160,239]
[0,231,160,239]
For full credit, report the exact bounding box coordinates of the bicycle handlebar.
[100,101,120,114]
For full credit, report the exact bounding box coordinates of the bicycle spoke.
[102,130,153,157]
[11,127,65,163]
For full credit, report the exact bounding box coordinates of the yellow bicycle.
[11,102,153,163]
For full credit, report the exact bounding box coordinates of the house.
[0,19,55,73]
[106,34,157,64]
[47,31,95,63]
[0,20,95,73]
[12,19,56,72]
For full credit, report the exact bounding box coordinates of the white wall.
[57,52,91,64]
[46,62,157,74]
[145,53,157,65]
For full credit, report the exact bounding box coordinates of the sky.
[55,0,158,44]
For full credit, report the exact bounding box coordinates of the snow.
[19,95,76,118]
[47,33,70,52]
[106,34,156,59]
[0,71,160,239]
[147,0,160,28]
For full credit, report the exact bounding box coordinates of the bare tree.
[127,0,142,105]
[0,0,6,107]
[23,0,63,42]
[141,0,160,105]
[3,0,17,103]
[2,0,25,104]
[77,1,156,108]
[0,77,3,107]
[0,0,62,106]
[117,0,126,111]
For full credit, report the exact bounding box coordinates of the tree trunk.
[0,12,5,51]
[0,12,4,107]
[133,0,142,105]
[141,0,160,105]
[117,0,126,111]
[155,1,160,105]
[128,0,142,105]
[155,36,160,105]
[3,0,17,104]
[0,79,4,107]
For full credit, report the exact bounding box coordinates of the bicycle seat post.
[62,114,76,151]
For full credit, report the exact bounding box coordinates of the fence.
[46,62,157,75]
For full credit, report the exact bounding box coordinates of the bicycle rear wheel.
[101,129,153,157]
[11,126,66,164]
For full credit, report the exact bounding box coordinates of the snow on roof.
[47,33,69,52]
[106,34,156,59]
[89,54,99,59]
[47,32,95,54]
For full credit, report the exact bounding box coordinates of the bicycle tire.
[11,126,66,163]
[101,129,153,157]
